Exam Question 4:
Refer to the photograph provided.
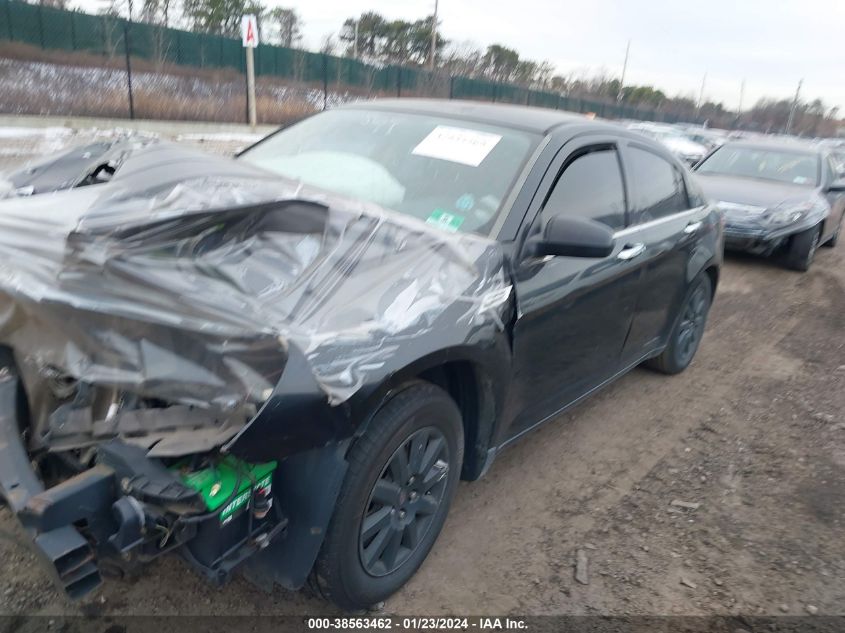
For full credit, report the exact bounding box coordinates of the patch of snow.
[0,147,32,157]
[0,58,358,118]
[0,126,74,139]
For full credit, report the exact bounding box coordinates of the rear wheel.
[646,273,712,375]
[785,224,821,271]
[310,382,463,610]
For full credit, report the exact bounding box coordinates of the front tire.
[646,273,712,375]
[310,382,464,610]
[785,223,821,271]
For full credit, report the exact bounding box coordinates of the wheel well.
[418,362,492,481]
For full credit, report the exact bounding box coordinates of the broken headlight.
[761,201,817,226]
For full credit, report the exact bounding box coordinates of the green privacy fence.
[0,0,693,123]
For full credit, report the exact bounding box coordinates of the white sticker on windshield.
[412,126,502,167]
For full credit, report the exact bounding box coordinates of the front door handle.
[684,221,703,235]
[617,243,646,260]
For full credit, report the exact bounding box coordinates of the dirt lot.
[0,128,843,620]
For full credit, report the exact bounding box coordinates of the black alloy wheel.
[645,273,713,375]
[805,229,821,268]
[358,427,450,577]
[310,381,463,611]
[675,281,709,369]
[785,223,822,271]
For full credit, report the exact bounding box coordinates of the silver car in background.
[626,123,709,165]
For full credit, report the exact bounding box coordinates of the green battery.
[176,457,276,524]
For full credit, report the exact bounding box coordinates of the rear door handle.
[617,243,646,260]
[684,221,703,235]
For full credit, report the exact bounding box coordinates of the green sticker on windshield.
[426,209,464,232]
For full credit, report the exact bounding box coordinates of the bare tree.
[320,34,336,56]
[442,40,485,78]
[182,0,265,36]
[141,0,174,27]
[265,7,302,48]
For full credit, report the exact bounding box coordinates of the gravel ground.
[0,126,843,620]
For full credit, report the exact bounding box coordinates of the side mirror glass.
[529,215,615,259]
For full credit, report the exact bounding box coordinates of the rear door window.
[626,147,689,224]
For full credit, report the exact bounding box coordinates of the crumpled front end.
[0,361,286,598]
[0,141,511,599]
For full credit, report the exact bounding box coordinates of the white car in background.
[627,123,708,166]
[681,127,729,151]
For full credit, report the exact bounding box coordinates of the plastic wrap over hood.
[0,142,510,440]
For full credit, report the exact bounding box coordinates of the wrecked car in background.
[0,100,722,610]
[0,137,154,198]
[694,140,845,271]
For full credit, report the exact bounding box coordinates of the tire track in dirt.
[388,256,814,615]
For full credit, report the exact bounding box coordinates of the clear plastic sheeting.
[0,142,510,450]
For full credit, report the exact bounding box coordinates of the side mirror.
[528,215,615,259]
[828,179,845,193]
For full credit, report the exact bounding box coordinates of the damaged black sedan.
[694,140,845,271]
[0,100,722,610]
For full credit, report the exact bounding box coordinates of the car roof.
[340,98,599,135]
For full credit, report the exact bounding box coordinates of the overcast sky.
[80,0,845,111]
[278,0,845,111]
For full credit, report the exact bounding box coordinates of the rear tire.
[310,382,463,611]
[645,273,712,375]
[785,224,821,271]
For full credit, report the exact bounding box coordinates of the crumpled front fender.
[224,343,354,464]
[241,439,350,592]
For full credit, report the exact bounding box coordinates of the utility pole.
[735,78,745,129]
[786,78,803,135]
[429,0,438,70]
[696,72,707,113]
[123,21,134,119]
[617,39,630,102]
[353,20,359,60]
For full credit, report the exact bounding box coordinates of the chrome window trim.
[612,206,705,239]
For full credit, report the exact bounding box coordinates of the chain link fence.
[0,0,696,124]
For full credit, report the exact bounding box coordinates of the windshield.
[696,145,820,186]
[239,108,539,236]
